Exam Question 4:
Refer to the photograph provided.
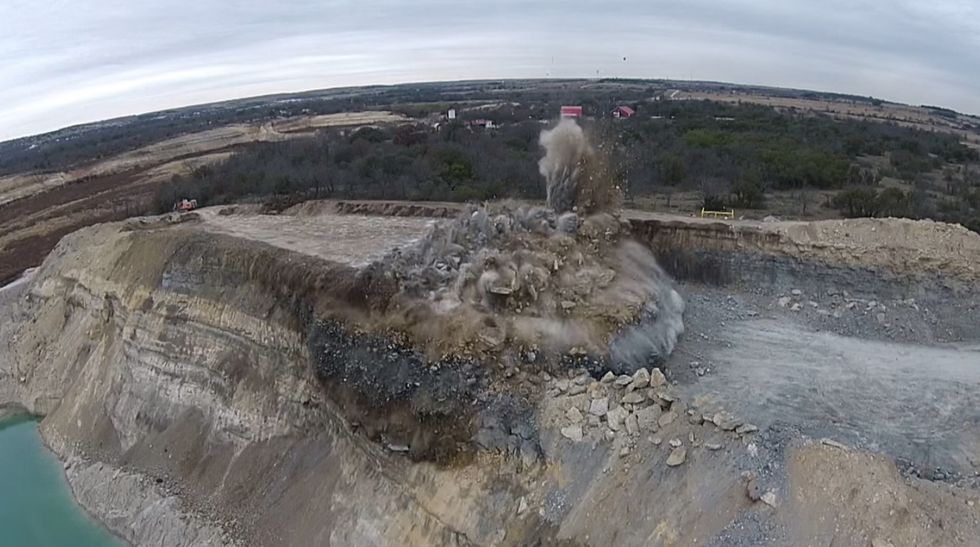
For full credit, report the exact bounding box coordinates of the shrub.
[731,171,766,208]
[875,187,911,217]
[658,153,687,185]
[702,194,728,211]
[349,126,388,143]
[452,185,487,202]
[832,187,879,217]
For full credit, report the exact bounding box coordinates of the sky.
[1,0,978,141]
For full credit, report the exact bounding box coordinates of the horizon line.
[3,76,976,146]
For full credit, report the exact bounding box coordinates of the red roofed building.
[560,105,583,118]
[612,105,636,118]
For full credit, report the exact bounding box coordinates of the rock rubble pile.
[550,366,758,466]
[364,119,684,365]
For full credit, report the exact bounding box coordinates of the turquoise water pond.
[0,416,122,546]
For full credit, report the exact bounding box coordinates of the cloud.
[0,0,977,141]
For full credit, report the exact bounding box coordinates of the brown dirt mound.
[776,216,980,257]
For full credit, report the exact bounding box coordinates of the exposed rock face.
[0,213,700,546]
[3,207,978,547]
[0,220,523,546]
[629,212,980,293]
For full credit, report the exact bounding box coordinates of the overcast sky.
[1,0,978,141]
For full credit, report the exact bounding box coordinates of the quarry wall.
[2,206,979,546]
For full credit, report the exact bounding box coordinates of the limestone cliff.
[0,213,752,546]
[0,219,518,545]
[3,208,977,547]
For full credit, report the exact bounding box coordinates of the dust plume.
[366,118,684,372]
[539,119,588,213]
[539,118,621,214]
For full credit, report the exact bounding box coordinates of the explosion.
[370,119,684,371]
[539,118,621,214]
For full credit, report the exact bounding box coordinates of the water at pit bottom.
[0,415,122,547]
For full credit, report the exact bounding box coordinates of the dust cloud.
[539,119,588,213]
[372,119,684,370]
[539,118,620,215]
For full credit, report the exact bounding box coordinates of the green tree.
[434,149,474,190]
[876,187,911,217]
[731,170,766,208]
[832,187,880,217]
[659,153,687,185]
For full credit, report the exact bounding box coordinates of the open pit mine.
[2,120,980,546]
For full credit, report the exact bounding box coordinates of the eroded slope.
[2,205,979,547]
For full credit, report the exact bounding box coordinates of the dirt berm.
[1,204,979,546]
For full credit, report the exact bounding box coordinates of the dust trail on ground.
[367,120,683,368]
[692,319,980,477]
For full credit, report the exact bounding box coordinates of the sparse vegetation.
[155,121,544,211]
[153,97,979,234]
[831,187,882,217]
[0,79,975,232]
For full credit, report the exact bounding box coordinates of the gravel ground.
[670,278,980,481]
[198,208,434,267]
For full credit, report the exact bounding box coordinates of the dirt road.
[677,90,980,148]
[198,207,433,267]
[0,111,405,207]
[0,112,407,285]
[688,318,980,478]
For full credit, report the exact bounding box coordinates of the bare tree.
[797,188,813,217]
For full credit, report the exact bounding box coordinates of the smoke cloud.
[539,119,588,213]
[368,118,684,372]
[539,119,621,214]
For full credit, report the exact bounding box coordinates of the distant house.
[612,106,636,118]
[466,119,495,129]
[560,105,583,118]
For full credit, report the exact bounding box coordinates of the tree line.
[155,99,980,232]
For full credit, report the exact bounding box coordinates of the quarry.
[2,118,980,547]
